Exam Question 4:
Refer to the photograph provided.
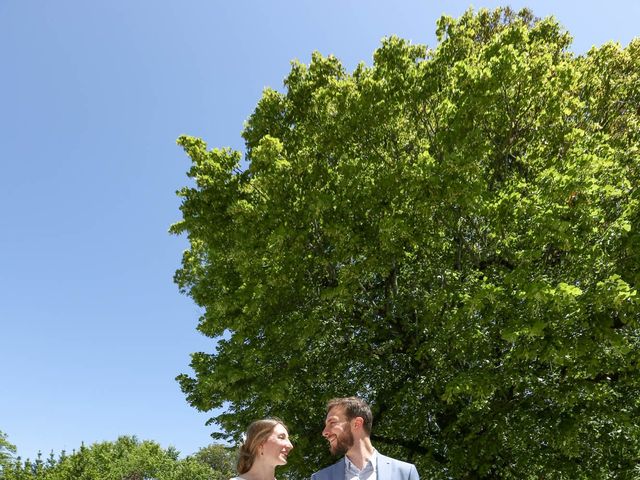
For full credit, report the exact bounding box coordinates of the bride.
[229,418,294,480]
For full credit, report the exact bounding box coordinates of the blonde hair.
[237,418,288,474]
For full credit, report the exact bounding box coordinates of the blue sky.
[1,0,638,462]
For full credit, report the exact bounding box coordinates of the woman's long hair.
[237,418,288,474]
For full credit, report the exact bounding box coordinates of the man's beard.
[331,426,354,456]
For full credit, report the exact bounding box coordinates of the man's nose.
[322,426,330,438]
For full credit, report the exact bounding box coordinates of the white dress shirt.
[344,450,377,480]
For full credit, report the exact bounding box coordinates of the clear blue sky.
[1,0,637,462]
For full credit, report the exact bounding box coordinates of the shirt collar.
[345,449,378,473]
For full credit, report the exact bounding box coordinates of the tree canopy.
[0,436,235,480]
[172,7,640,479]
[0,431,17,469]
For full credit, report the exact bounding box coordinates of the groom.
[311,397,420,480]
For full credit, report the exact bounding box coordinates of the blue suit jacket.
[311,453,419,480]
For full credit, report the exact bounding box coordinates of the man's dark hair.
[327,397,373,435]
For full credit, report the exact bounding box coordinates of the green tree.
[172,7,640,479]
[192,444,236,479]
[0,431,17,471]
[0,437,221,480]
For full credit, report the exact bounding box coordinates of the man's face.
[322,406,355,456]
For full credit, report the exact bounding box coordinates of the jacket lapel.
[328,458,345,480]
[376,453,392,479]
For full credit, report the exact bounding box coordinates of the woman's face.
[261,423,293,466]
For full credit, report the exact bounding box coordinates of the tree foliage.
[172,7,640,479]
[0,431,17,470]
[192,444,236,479]
[0,437,233,480]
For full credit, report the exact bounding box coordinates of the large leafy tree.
[172,7,640,479]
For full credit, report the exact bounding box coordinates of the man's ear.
[352,416,364,430]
